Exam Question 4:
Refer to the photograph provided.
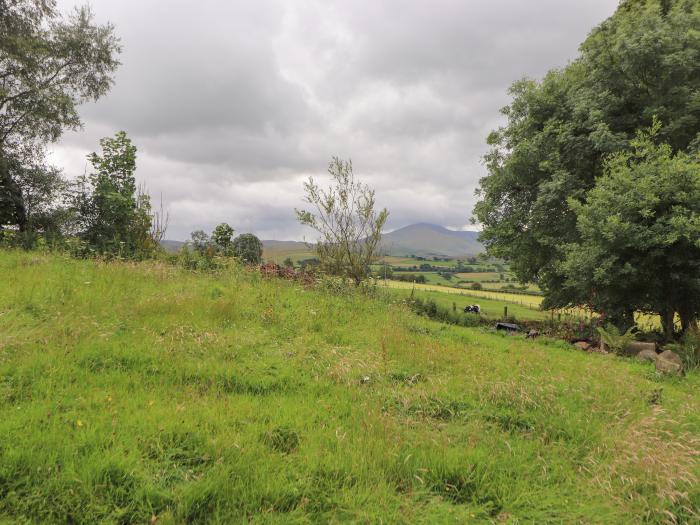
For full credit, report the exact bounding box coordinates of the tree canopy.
[232,233,263,265]
[212,223,234,254]
[0,0,121,156]
[0,0,120,236]
[562,121,700,337]
[75,132,155,257]
[474,0,700,328]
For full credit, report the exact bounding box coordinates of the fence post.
[504,306,508,319]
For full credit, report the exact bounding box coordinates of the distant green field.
[480,283,541,293]
[384,280,543,306]
[379,281,548,321]
[454,272,509,283]
[384,271,457,286]
[383,280,663,329]
[263,245,315,264]
[376,256,491,270]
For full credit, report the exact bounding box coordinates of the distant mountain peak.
[380,222,482,257]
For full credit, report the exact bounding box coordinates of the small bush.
[177,245,222,272]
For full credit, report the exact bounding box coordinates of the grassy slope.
[0,251,699,524]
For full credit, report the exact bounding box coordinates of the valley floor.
[0,251,698,523]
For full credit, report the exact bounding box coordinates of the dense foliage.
[562,122,700,337]
[211,223,234,254]
[72,132,155,257]
[474,0,700,330]
[232,233,263,264]
[0,0,120,237]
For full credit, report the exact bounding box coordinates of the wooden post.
[504,306,508,319]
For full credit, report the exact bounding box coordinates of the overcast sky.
[51,0,619,241]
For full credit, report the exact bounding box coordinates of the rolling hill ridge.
[161,223,483,258]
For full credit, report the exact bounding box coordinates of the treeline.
[179,224,263,270]
[1,131,166,259]
[0,2,144,256]
[389,274,427,284]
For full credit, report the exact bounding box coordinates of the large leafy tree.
[474,0,700,324]
[75,132,154,257]
[0,155,24,227]
[232,233,263,265]
[562,123,700,338]
[212,223,234,254]
[189,230,211,256]
[0,0,120,230]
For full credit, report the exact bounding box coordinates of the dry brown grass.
[594,406,700,523]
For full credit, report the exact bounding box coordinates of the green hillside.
[0,251,698,523]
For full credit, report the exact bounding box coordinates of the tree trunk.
[660,307,676,341]
[0,151,27,230]
[679,308,698,336]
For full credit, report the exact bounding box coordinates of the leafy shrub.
[470,282,482,290]
[232,233,262,264]
[177,245,221,271]
[596,325,636,355]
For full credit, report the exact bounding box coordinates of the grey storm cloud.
[51,0,619,240]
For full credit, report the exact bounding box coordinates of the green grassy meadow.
[261,245,315,265]
[1,250,699,523]
[375,257,488,270]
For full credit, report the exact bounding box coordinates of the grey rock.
[573,341,591,351]
[658,349,682,365]
[622,341,656,357]
[655,350,683,375]
[636,349,658,362]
